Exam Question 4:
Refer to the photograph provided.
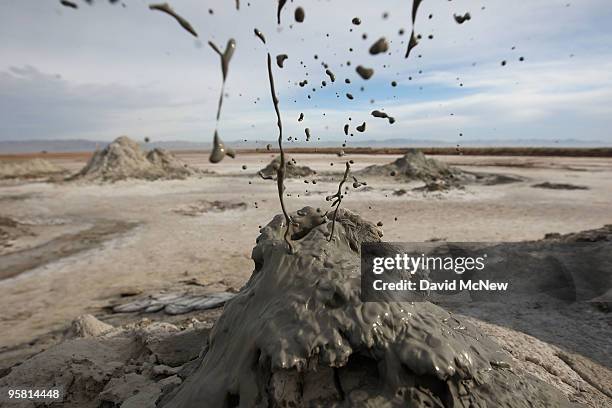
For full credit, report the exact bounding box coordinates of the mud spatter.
[351,17,361,25]
[298,112,304,122]
[265,52,293,252]
[254,28,266,44]
[325,69,336,82]
[325,162,351,240]
[304,128,311,141]
[371,109,395,124]
[294,6,305,23]
[276,54,288,68]
[276,0,287,24]
[163,206,574,408]
[454,12,471,24]
[356,65,374,80]
[343,124,349,135]
[405,0,423,58]
[149,3,198,38]
[356,122,366,132]
[60,0,78,9]
[346,93,354,100]
[369,37,389,55]
[209,39,237,163]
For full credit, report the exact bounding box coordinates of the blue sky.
[0,0,611,145]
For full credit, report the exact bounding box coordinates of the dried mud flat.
[0,153,611,407]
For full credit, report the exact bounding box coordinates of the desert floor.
[0,153,611,372]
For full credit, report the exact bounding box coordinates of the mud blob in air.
[276,0,287,24]
[254,28,266,44]
[294,6,305,23]
[149,3,198,38]
[352,17,361,25]
[356,122,366,132]
[369,37,389,55]
[298,112,304,122]
[325,69,336,82]
[371,109,395,124]
[343,124,349,135]
[60,0,78,9]
[208,39,237,163]
[210,131,236,164]
[356,65,374,80]
[454,12,472,24]
[305,128,311,141]
[276,54,288,68]
[405,0,423,58]
[346,93,354,100]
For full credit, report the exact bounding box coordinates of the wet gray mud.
[162,207,576,407]
[149,3,198,38]
[209,39,237,163]
[0,220,137,281]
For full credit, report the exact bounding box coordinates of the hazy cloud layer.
[0,0,611,144]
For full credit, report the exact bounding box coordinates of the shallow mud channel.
[0,219,138,281]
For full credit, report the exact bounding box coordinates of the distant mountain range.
[0,138,608,153]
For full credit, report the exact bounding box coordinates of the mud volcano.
[163,207,573,407]
[258,155,316,179]
[73,136,204,182]
[358,149,523,189]
[358,149,465,189]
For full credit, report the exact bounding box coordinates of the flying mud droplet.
[305,128,311,141]
[276,0,287,24]
[325,69,336,82]
[343,124,349,135]
[352,17,361,25]
[454,12,471,24]
[210,131,236,163]
[405,0,423,58]
[294,7,305,23]
[391,81,397,87]
[60,0,78,9]
[298,112,304,122]
[149,3,198,38]
[371,110,395,124]
[369,37,389,55]
[235,0,240,10]
[327,162,351,241]
[276,54,288,68]
[501,60,507,66]
[209,39,237,163]
[299,80,308,87]
[254,28,266,44]
[356,122,366,132]
[265,52,293,253]
[346,93,354,100]
[356,65,374,80]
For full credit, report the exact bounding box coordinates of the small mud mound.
[358,149,523,189]
[163,207,574,408]
[173,200,247,216]
[73,136,204,182]
[0,159,67,180]
[358,149,464,185]
[533,182,589,190]
[258,155,316,179]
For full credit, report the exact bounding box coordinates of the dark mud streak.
[149,3,198,38]
[60,0,78,9]
[276,0,287,24]
[405,0,423,58]
[0,221,138,281]
[276,54,288,68]
[266,53,294,253]
[209,40,237,163]
[327,162,351,241]
[254,28,266,44]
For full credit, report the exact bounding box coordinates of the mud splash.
[149,3,198,38]
[209,39,237,163]
[163,207,575,408]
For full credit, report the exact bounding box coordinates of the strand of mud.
[208,40,237,163]
[405,0,423,58]
[327,162,351,241]
[266,52,294,253]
